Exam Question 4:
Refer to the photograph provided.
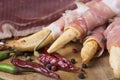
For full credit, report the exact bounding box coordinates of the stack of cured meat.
[1,0,120,79]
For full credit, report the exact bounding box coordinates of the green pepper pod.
[0,50,10,60]
[0,63,21,74]
[0,78,4,80]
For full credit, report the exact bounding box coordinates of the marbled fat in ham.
[104,17,120,51]
[0,0,78,39]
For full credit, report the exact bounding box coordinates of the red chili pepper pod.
[38,53,85,73]
[11,58,60,79]
[50,53,71,65]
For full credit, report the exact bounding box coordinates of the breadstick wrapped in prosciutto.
[81,25,106,64]
[104,17,120,79]
[7,1,90,51]
[47,0,120,53]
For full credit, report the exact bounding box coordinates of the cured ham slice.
[104,17,120,79]
[47,0,120,53]
[0,0,77,39]
[81,25,106,64]
[104,17,120,50]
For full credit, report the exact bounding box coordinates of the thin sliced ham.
[104,17,120,79]
[104,17,120,51]
[70,0,117,37]
[84,25,106,57]
[0,0,78,39]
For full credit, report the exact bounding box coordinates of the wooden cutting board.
[0,42,113,80]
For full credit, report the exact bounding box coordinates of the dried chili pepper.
[38,52,85,73]
[33,30,85,73]
[11,58,60,79]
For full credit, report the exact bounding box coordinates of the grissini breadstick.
[81,40,98,64]
[7,1,90,51]
[104,17,120,79]
[47,0,119,53]
[81,26,106,64]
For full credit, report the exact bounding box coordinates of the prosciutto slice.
[69,0,120,37]
[47,1,91,39]
[84,26,106,57]
[50,0,101,39]
[0,0,78,39]
[104,17,120,51]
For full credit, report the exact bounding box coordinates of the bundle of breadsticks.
[6,0,120,79]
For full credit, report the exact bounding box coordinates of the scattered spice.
[0,39,6,44]
[43,62,48,66]
[61,26,64,31]
[101,38,107,43]
[24,52,33,57]
[71,58,76,64]
[46,64,52,70]
[78,72,85,79]
[82,64,88,68]
[72,48,78,53]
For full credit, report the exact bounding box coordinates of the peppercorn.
[72,48,78,53]
[24,52,33,57]
[43,62,48,66]
[101,38,107,43]
[82,64,88,68]
[46,64,52,70]
[7,47,13,51]
[78,72,85,79]
[0,40,6,44]
[51,66,58,71]
[71,58,76,64]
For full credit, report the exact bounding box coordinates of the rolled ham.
[47,0,120,53]
[80,25,106,64]
[104,17,120,78]
[84,25,106,57]
[69,0,117,37]
[104,17,120,51]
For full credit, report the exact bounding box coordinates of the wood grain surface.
[0,42,113,80]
